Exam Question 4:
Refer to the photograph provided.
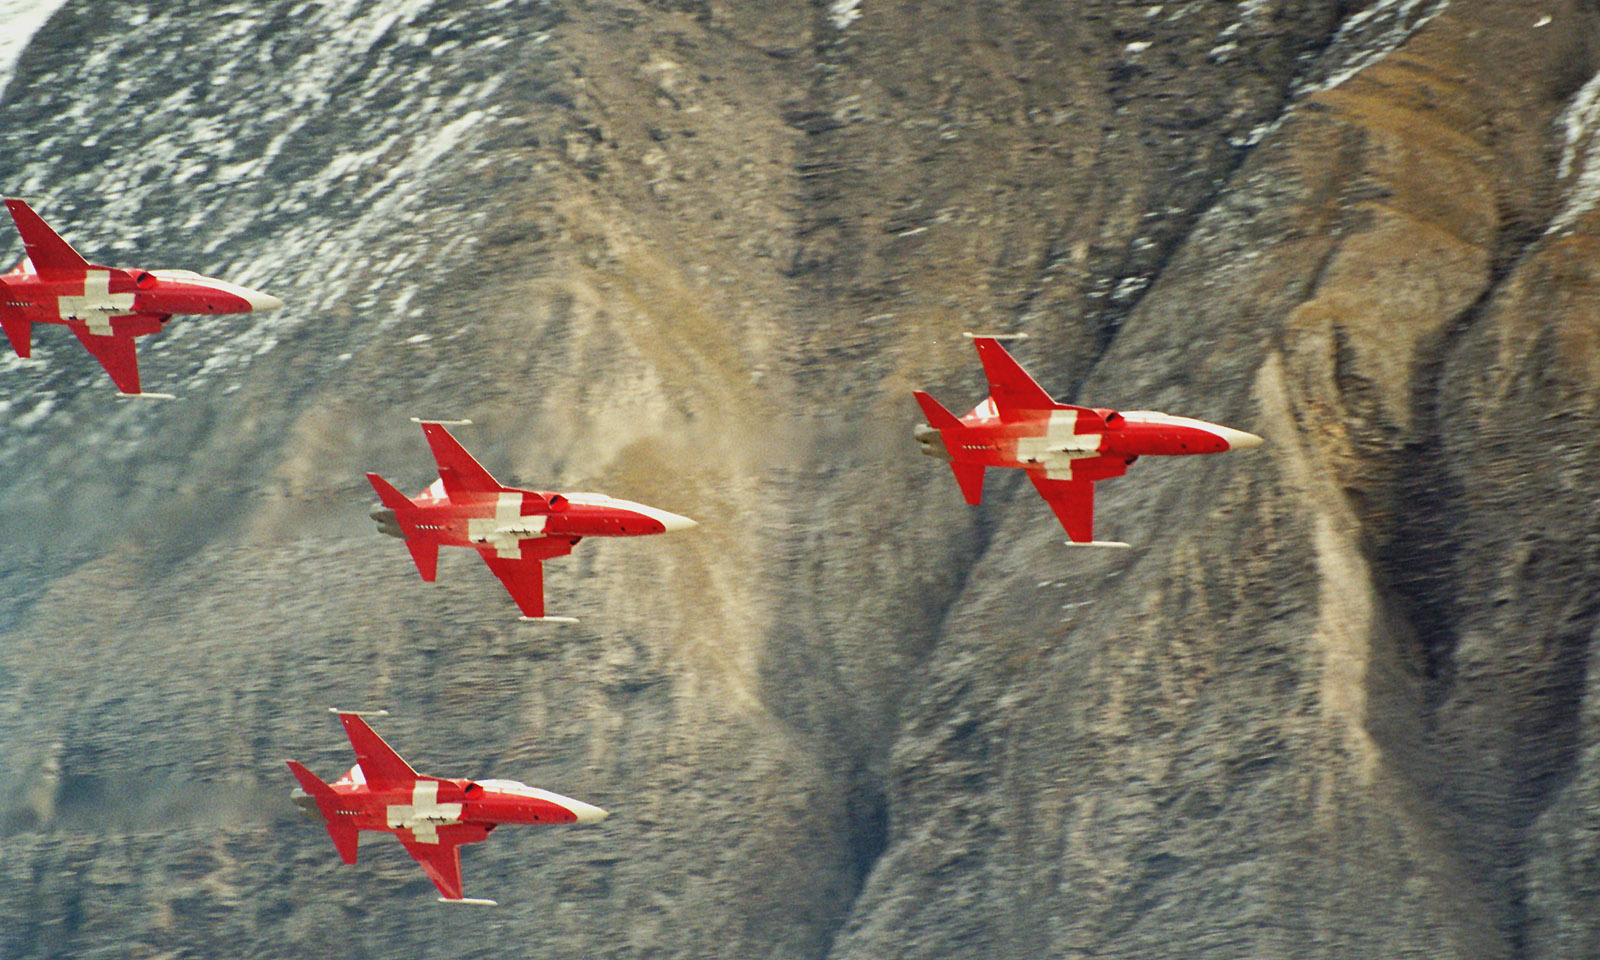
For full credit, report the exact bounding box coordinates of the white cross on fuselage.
[466,492,545,558]
[56,270,136,336]
[1014,409,1103,480]
[386,780,464,844]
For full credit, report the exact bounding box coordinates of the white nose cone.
[244,288,285,311]
[566,798,609,824]
[624,502,699,532]
[656,510,698,533]
[1213,426,1264,450]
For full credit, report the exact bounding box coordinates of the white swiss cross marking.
[466,492,545,558]
[1015,410,1103,479]
[57,270,136,336]
[386,780,463,844]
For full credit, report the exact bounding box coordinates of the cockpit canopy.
[475,778,541,796]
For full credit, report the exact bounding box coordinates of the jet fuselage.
[291,773,608,835]
[0,264,281,334]
[370,485,697,549]
[916,400,1261,475]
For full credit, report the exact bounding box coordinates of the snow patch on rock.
[829,0,861,31]
[0,0,69,104]
[1549,70,1600,234]
[1295,0,1450,96]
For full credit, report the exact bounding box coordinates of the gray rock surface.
[0,1,1598,958]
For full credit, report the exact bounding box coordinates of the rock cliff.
[1,1,1597,958]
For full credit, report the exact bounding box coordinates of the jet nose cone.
[1215,426,1264,450]
[569,799,609,824]
[242,287,284,311]
[658,511,698,533]
[620,501,698,533]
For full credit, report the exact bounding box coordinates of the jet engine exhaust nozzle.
[370,505,406,539]
[913,423,950,461]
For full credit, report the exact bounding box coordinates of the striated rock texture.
[0,0,1598,958]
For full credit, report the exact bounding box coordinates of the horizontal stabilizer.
[951,462,984,505]
[285,759,360,864]
[5,198,89,277]
[367,472,414,510]
[440,898,499,906]
[1063,540,1131,549]
[0,307,31,358]
[912,390,962,430]
[519,615,579,625]
[407,539,439,582]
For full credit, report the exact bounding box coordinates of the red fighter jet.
[288,710,607,905]
[0,198,283,396]
[368,419,697,622]
[913,335,1262,547]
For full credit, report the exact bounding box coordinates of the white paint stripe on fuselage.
[1124,410,1244,446]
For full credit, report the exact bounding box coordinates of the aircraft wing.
[419,422,503,500]
[477,539,577,619]
[66,324,143,395]
[337,712,419,789]
[1025,471,1097,543]
[401,837,468,901]
[5,198,90,277]
[400,823,494,901]
[970,336,1104,426]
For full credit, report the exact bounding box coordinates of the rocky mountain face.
[1,0,1598,957]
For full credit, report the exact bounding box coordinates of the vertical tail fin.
[285,760,360,864]
[4,199,89,277]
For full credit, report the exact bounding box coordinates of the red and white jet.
[0,198,282,396]
[288,710,607,904]
[914,335,1262,546]
[368,420,697,622]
